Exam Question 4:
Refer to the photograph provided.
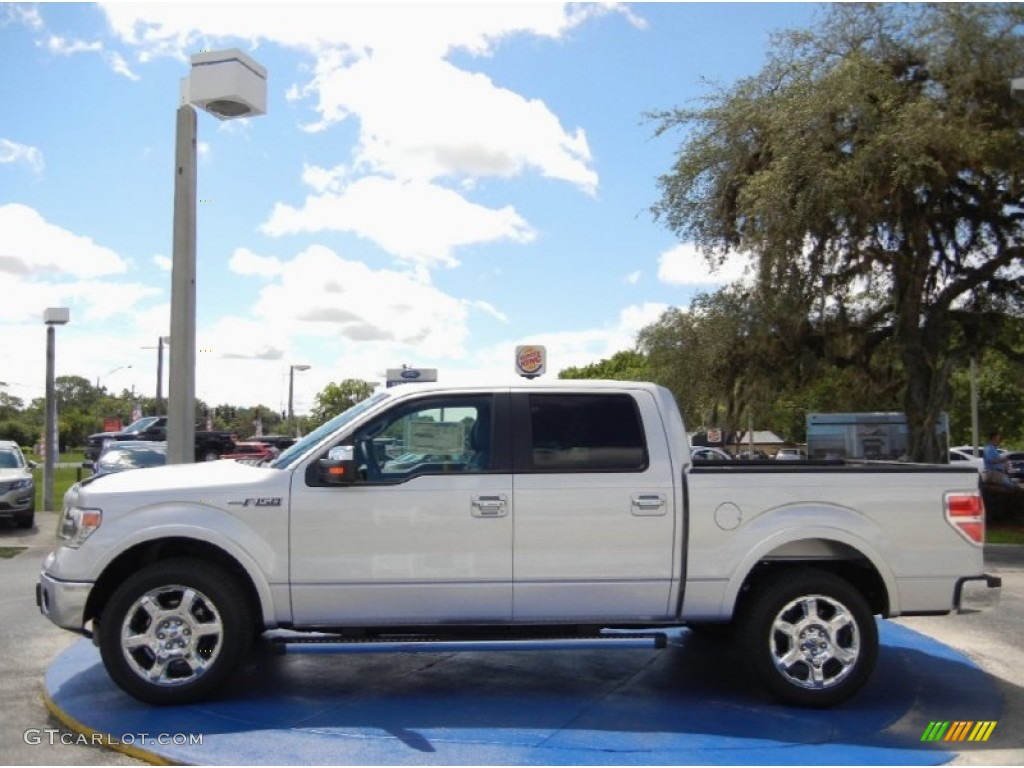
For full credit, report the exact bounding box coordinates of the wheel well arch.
[84,537,264,630]
[733,539,890,617]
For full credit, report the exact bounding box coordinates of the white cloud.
[435,301,669,384]
[100,4,601,191]
[1,4,43,31]
[153,254,172,272]
[0,139,44,174]
[262,176,535,269]
[166,241,519,407]
[657,242,751,286]
[301,163,348,194]
[42,32,139,79]
[229,247,284,278]
[625,270,641,285]
[99,4,630,61]
[0,204,126,281]
[214,244,483,367]
[46,34,102,55]
[108,50,139,81]
[465,300,509,324]
[303,53,597,192]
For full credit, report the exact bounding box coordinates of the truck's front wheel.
[737,568,877,708]
[98,559,252,705]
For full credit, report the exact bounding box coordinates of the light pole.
[168,49,267,465]
[96,365,132,391]
[43,307,69,513]
[288,364,311,437]
[157,335,169,414]
[141,336,171,414]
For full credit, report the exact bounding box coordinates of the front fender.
[61,502,286,627]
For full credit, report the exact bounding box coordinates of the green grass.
[0,547,27,559]
[986,526,1024,545]
[30,452,90,512]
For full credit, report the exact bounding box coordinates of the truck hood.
[78,458,277,496]
[87,430,136,441]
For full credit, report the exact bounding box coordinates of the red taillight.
[945,492,985,544]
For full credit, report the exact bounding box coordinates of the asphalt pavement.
[896,544,1024,766]
[2,512,1022,765]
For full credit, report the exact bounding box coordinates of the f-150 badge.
[227,497,282,507]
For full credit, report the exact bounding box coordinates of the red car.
[219,441,276,464]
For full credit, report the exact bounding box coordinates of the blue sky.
[0,2,820,415]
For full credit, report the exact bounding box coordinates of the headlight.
[11,478,33,490]
[58,505,102,548]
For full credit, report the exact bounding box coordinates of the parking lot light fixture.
[43,307,69,513]
[168,50,267,465]
[289,364,311,438]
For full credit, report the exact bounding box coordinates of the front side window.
[526,394,648,472]
[353,396,493,482]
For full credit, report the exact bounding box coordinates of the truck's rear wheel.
[737,568,877,707]
[98,558,252,705]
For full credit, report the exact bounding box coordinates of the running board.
[273,632,668,655]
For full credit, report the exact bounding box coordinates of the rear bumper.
[954,574,1001,613]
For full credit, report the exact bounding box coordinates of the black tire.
[201,449,221,462]
[98,558,253,705]
[736,568,878,708]
[15,510,34,529]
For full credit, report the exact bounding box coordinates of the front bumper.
[37,570,92,634]
[954,574,1002,614]
[0,488,34,514]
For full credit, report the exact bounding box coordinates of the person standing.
[982,430,1013,486]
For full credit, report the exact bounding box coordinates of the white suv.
[0,440,35,529]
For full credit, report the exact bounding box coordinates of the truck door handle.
[472,495,508,518]
[631,494,666,516]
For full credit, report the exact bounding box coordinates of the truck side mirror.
[316,445,359,486]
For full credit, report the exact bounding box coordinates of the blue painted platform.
[44,622,999,765]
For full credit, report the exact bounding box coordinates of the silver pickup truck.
[38,380,999,707]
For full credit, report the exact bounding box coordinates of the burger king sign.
[515,345,546,379]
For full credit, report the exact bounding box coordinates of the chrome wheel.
[119,584,225,687]
[768,593,860,690]
[738,568,878,707]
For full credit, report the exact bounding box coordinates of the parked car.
[735,449,770,461]
[220,441,277,464]
[255,435,298,452]
[775,448,807,460]
[0,440,35,529]
[1002,451,1024,484]
[84,416,235,463]
[86,441,167,478]
[690,446,732,461]
[948,447,984,471]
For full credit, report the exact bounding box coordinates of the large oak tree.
[651,4,1024,461]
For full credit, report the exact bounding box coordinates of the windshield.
[0,448,26,469]
[122,416,161,433]
[97,445,167,471]
[268,391,391,469]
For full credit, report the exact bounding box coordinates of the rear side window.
[526,394,648,472]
